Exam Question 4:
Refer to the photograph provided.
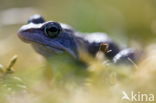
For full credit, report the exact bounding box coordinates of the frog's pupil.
[48,27,58,33]
[44,22,62,38]
[45,26,60,38]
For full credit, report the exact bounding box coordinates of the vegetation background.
[0,0,156,103]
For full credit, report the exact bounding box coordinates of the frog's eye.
[43,22,62,38]
[28,14,45,24]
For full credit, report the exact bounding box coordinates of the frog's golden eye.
[44,22,62,38]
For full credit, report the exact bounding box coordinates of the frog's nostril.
[27,14,45,24]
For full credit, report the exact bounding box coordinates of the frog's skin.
[18,14,137,63]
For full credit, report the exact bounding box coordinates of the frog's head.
[18,14,78,58]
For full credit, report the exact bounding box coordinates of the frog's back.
[80,32,120,59]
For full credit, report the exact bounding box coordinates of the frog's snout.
[17,23,39,43]
[17,28,29,43]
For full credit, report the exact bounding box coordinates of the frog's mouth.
[32,41,77,58]
[18,31,77,58]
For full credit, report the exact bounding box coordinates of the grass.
[0,47,156,103]
[0,0,156,102]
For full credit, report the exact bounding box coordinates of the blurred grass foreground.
[0,0,156,103]
[0,47,156,103]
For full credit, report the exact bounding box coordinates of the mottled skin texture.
[18,15,138,64]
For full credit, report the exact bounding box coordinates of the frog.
[18,14,138,64]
